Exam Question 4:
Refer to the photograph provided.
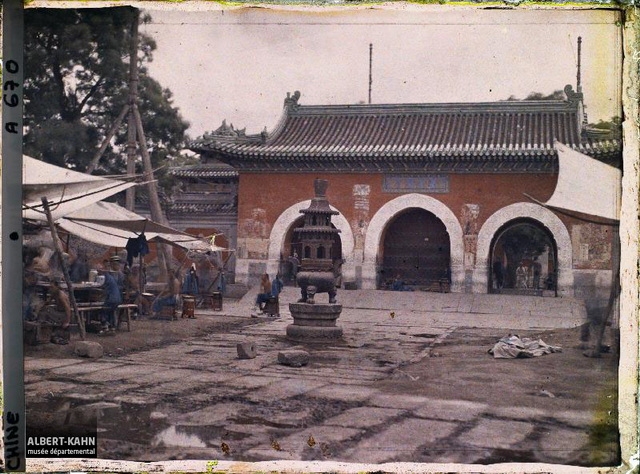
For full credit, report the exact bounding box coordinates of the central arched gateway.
[381,208,450,288]
[362,194,465,291]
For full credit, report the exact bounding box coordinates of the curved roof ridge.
[289,98,579,117]
[264,104,292,144]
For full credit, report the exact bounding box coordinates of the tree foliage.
[506,90,566,101]
[23,8,189,187]
[524,90,566,101]
[587,116,622,138]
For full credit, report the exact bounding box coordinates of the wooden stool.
[157,303,177,320]
[263,296,279,317]
[202,292,223,311]
[116,304,137,331]
[181,295,196,318]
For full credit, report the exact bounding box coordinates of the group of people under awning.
[22,240,220,343]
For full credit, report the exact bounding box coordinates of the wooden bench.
[76,305,106,326]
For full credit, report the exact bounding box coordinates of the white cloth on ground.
[489,335,562,359]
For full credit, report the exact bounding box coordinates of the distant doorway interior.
[489,219,557,295]
[381,208,450,288]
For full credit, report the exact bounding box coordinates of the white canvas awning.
[544,142,621,221]
[23,155,136,221]
[57,201,223,252]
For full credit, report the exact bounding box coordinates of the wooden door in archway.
[381,208,450,287]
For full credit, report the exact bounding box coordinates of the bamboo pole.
[41,197,86,340]
[124,11,139,211]
[85,103,129,174]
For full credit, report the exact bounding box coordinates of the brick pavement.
[25,287,604,468]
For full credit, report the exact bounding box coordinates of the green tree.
[587,116,622,138]
[23,8,189,185]
[524,90,565,100]
[506,90,566,101]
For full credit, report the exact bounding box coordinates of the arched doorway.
[281,216,342,285]
[381,208,450,288]
[489,218,557,295]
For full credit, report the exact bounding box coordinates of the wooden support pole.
[125,11,140,211]
[41,197,86,340]
[85,103,130,174]
[132,103,171,279]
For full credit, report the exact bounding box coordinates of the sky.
[139,5,623,140]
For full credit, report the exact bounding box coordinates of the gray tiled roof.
[189,89,621,171]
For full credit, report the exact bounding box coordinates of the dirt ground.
[377,325,620,465]
[23,301,259,359]
[382,325,617,410]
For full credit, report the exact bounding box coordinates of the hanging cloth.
[125,234,150,266]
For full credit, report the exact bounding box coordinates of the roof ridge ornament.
[284,90,301,111]
[205,119,245,138]
[563,84,582,104]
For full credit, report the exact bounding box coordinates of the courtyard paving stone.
[456,418,535,449]
[322,406,405,429]
[340,417,457,463]
[243,378,329,402]
[537,426,592,463]
[411,398,488,422]
[24,287,616,469]
[307,384,378,403]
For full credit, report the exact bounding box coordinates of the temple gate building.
[188,85,621,308]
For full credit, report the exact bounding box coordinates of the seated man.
[152,268,181,318]
[263,273,284,317]
[252,273,272,316]
[23,270,41,322]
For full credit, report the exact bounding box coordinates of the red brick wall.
[238,172,558,233]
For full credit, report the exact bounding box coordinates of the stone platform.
[286,302,343,341]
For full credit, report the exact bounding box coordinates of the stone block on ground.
[74,341,104,359]
[277,349,310,367]
[237,341,257,359]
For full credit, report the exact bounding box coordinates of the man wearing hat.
[109,255,125,295]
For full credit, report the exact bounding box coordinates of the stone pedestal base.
[287,303,343,342]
